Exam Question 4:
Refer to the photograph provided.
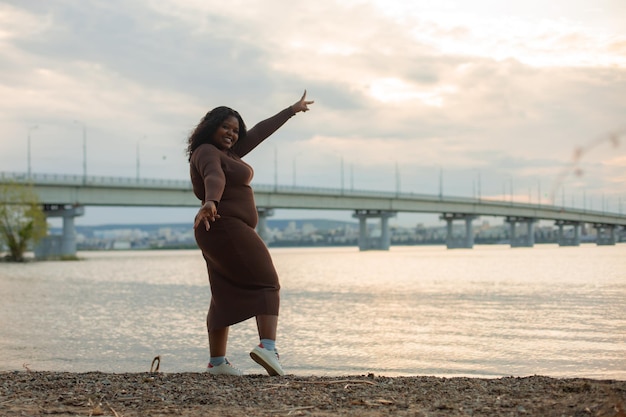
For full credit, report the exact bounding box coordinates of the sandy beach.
[1,370,624,416]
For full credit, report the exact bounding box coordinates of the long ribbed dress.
[190,107,295,331]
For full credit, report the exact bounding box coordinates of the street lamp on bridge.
[73,120,87,181]
[27,124,38,178]
[292,152,302,187]
[136,136,146,181]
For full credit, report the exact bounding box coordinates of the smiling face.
[212,116,240,150]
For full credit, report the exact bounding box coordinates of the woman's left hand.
[292,90,314,113]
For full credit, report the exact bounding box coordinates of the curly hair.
[186,106,247,160]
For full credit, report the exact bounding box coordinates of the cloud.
[0,0,624,225]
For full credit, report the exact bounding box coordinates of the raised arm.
[233,90,314,157]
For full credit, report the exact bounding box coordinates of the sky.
[1,0,625,227]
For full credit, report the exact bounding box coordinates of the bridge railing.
[1,171,469,201]
[0,171,192,189]
[244,183,606,214]
[1,171,623,220]
[251,183,445,200]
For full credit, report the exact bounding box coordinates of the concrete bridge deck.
[2,172,624,256]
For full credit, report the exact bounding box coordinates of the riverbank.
[1,371,624,416]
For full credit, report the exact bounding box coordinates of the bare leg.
[208,326,243,375]
[255,315,278,341]
[209,327,229,357]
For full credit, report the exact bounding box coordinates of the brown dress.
[190,107,295,331]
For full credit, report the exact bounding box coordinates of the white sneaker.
[250,344,284,376]
[207,359,243,376]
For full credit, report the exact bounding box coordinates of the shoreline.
[1,371,624,417]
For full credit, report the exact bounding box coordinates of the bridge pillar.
[440,213,477,249]
[256,207,275,245]
[36,204,85,259]
[505,216,536,247]
[352,210,397,251]
[555,220,581,246]
[593,223,616,246]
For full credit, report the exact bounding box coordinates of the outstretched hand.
[193,201,220,231]
[292,90,314,113]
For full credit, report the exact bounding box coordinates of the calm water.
[0,245,624,379]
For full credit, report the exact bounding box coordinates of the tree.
[0,182,47,262]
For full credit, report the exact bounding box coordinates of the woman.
[187,91,314,376]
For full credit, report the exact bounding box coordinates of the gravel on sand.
[1,371,625,416]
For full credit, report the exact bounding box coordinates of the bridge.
[2,171,625,257]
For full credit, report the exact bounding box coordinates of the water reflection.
[0,245,624,378]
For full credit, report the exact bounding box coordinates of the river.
[0,244,624,379]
